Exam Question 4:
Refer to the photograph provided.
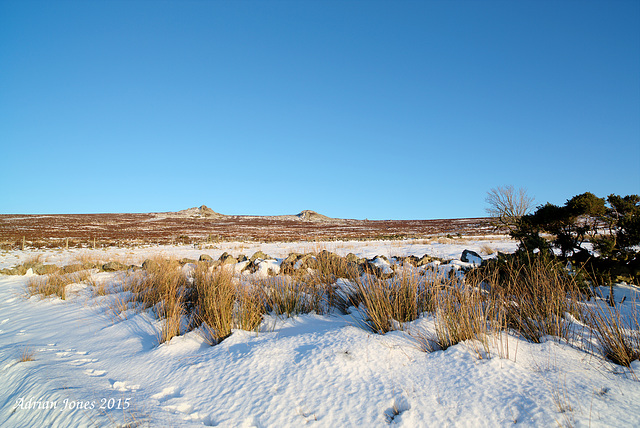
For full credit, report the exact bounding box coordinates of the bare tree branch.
[485,185,534,232]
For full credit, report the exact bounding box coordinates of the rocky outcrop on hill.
[296,210,333,222]
[155,205,225,220]
[177,205,224,218]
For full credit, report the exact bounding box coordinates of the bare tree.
[485,185,535,232]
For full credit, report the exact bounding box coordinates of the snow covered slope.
[1,238,639,427]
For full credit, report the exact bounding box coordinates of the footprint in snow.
[242,416,262,428]
[68,358,98,366]
[1,319,8,324]
[56,348,82,357]
[153,388,203,421]
[151,386,181,402]
[163,403,193,414]
[384,397,411,424]
[184,411,215,426]
[112,381,141,392]
[84,368,106,377]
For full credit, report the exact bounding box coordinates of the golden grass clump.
[474,253,582,344]
[480,244,496,255]
[235,285,265,332]
[18,346,36,362]
[26,271,88,300]
[191,263,236,345]
[23,253,44,265]
[312,250,359,284]
[95,257,267,344]
[87,274,110,296]
[258,276,318,317]
[351,269,431,334]
[432,284,492,356]
[122,258,186,343]
[587,302,640,368]
[41,250,640,369]
[351,253,587,359]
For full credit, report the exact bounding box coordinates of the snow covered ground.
[1,237,639,427]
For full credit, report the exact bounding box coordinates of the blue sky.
[1,0,638,219]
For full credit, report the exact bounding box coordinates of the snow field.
[1,237,639,427]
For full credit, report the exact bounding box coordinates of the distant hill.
[159,205,226,219]
[153,206,339,222]
[295,210,333,222]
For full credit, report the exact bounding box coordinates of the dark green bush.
[509,192,639,285]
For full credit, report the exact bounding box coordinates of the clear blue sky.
[1,0,638,219]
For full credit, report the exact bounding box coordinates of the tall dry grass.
[258,276,319,317]
[98,258,267,344]
[350,266,499,358]
[284,251,361,314]
[432,284,492,355]
[235,285,265,331]
[191,263,236,345]
[586,301,640,369]
[26,270,91,300]
[352,253,591,360]
[312,250,359,283]
[472,254,582,344]
[40,251,638,369]
[123,258,187,343]
[351,269,430,333]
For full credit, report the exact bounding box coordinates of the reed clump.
[586,300,640,368]
[473,253,582,343]
[351,269,431,333]
[26,271,90,300]
[191,263,236,345]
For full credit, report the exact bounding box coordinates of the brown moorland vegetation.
[0,212,496,248]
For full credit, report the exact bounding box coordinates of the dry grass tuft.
[474,254,581,343]
[480,244,496,255]
[432,284,493,357]
[235,284,265,331]
[26,272,84,300]
[23,253,44,265]
[18,346,36,362]
[352,253,584,359]
[312,250,359,284]
[73,252,103,265]
[95,257,266,343]
[87,275,110,296]
[352,269,431,334]
[549,376,575,427]
[122,258,186,343]
[258,276,318,317]
[191,263,235,345]
[587,301,640,369]
[106,294,134,322]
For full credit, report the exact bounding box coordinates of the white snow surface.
[1,237,639,427]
